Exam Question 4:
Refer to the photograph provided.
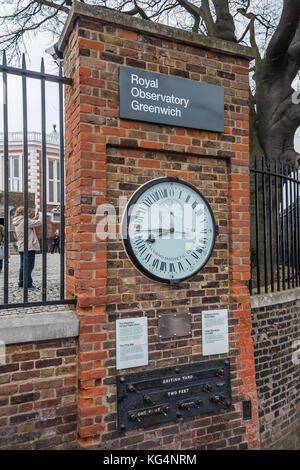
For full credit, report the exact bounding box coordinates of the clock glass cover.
[121,177,216,283]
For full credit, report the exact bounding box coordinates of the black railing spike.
[2,49,6,66]
[22,53,26,69]
[2,51,9,304]
[41,57,45,73]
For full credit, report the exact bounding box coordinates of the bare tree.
[0,0,300,164]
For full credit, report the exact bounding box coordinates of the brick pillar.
[61,4,260,449]
[228,110,260,449]
[63,27,109,446]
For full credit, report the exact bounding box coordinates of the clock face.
[121,177,216,284]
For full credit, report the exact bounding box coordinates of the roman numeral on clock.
[150,191,160,202]
[153,259,159,269]
[169,263,175,273]
[160,261,167,272]
[137,244,147,255]
[145,253,152,263]
[143,197,153,207]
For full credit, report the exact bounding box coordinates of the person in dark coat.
[51,230,60,254]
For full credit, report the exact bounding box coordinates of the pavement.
[0,252,65,316]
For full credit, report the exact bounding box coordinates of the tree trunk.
[255,71,300,165]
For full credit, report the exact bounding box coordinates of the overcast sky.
[0,32,60,135]
[0,28,300,151]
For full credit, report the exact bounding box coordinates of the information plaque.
[116,317,148,370]
[119,66,224,132]
[202,309,229,356]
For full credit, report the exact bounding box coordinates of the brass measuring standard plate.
[117,359,232,432]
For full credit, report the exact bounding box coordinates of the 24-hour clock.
[121,177,217,284]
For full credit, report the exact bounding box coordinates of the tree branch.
[237,8,262,73]
[176,0,201,34]
[286,24,300,84]
[265,0,300,63]
[176,0,218,35]
[0,0,69,58]
[211,0,236,42]
[237,18,252,44]
[288,22,300,61]
[199,0,215,37]
[32,0,70,14]
[124,1,149,20]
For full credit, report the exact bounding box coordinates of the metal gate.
[250,155,300,295]
[0,51,76,310]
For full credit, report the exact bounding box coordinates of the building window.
[48,159,60,204]
[8,156,21,192]
[51,212,60,223]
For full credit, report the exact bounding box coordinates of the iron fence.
[0,51,75,309]
[250,155,300,295]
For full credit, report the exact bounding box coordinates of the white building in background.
[0,127,61,247]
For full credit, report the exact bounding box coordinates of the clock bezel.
[121,176,217,284]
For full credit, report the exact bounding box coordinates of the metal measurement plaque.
[158,313,191,339]
[117,359,232,431]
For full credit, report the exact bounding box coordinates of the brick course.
[0,338,78,450]
[252,298,300,450]
[62,7,260,449]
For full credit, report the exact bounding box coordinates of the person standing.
[13,207,42,289]
[0,223,4,273]
[50,230,60,254]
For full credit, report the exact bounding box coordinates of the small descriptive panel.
[202,309,229,356]
[116,317,148,370]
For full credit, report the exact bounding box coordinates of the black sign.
[117,359,232,431]
[119,66,224,132]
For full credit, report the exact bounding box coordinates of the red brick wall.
[0,338,78,450]
[63,11,260,449]
[252,297,300,450]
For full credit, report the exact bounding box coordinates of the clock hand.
[173,230,196,235]
[145,229,170,243]
[135,229,197,238]
[160,204,174,216]
[133,228,170,233]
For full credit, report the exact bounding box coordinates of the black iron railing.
[250,156,300,295]
[0,51,75,310]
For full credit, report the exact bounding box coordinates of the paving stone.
[0,253,64,316]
